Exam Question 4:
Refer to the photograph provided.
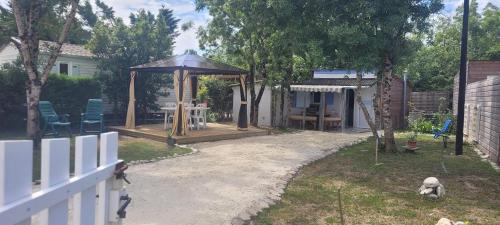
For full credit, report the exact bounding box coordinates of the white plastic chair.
[185,103,195,130]
[192,104,207,130]
[164,102,176,130]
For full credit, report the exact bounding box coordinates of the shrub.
[408,112,434,134]
[434,111,456,134]
[0,63,27,129]
[41,74,101,122]
[198,77,232,121]
[0,63,101,131]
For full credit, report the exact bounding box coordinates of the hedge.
[0,68,101,130]
[41,74,101,123]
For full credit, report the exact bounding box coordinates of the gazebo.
[124,54,249,136]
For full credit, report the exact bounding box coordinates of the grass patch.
[0,134,191,181]
[254,134,500,225]
[118,137,191,163]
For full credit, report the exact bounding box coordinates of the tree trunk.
[282,61,293,127]
[249,62,257,126]
[279,85,285,127]
[26,83,42,140]
[382,56,397,152]
[373,80,382,130]
[12,0,79,139]
[355,71,379,142]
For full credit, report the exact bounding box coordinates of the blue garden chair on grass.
[433,119,452,148]
[80,99,104,134]
[39,101,72,137]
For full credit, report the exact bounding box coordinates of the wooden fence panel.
[411,91,451,113]
[463,76,500,163]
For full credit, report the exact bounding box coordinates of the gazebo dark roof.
[130,54,247,75]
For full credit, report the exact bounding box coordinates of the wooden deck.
[108,123,270,144]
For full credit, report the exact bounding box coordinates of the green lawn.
[255,134,500,225]
[118,137,191,163]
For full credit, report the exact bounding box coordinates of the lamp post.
[456,0,470,155]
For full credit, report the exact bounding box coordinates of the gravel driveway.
[124,131,369,225]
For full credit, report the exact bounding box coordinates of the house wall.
[0,43,98,77]
[232,84,272,127]
[353,87,376,129]
[0,43,19,66]
[48,55,98,76]
[462,76,500,164]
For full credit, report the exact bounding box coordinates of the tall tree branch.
[41,0,79,85]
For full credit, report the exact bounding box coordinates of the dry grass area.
[254,134,500,225]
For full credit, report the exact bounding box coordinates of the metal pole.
[456,0,469,156]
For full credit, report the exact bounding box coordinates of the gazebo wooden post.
[237,74,248,130]
[125,71,137,129]
[176,68,185,136]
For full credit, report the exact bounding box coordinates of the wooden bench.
[324,117,341,129]
[288,115,317,129]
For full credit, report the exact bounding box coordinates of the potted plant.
[407,132,418,149]
[167,130,175,146]
[407,111,422,149]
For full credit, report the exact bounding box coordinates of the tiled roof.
[11,38,94,58]
[39,40,94,58]
[300,78,377,86]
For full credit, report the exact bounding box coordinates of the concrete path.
[124,131,369,225]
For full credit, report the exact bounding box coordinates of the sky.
[0,0,499,54]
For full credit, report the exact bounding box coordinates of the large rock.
[423,177,440,188]
[436,184,445,198]
[435,218,453,225]
[419,177,445,199]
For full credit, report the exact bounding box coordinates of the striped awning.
[290,85,358,93]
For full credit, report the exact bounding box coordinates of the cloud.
[442,0,500,16]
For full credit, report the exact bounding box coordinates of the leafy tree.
[0,61,26,130]
[95,0,115,21]
[79,0,98,27]
[361,0,443,152]
[407,0,500,91]
[199,77,232,120]
[0,0,97,45]
[197,0,277,127]
[10,0,80,139]
[88,7,179,121]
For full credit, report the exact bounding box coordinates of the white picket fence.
[0,132,128,225]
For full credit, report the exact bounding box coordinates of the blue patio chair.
[39,101,72,137]
[433,119,453,148]
[80,99,104,134]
